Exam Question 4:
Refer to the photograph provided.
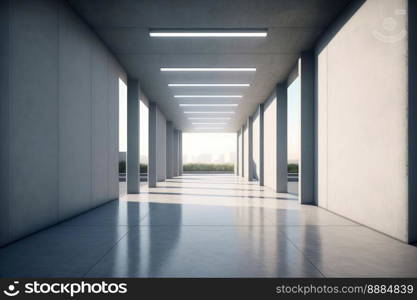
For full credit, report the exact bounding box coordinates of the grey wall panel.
[107,55,122,200]
[148,102,157,187]
[91,39,109,205]
[263,93,277,191]
[243,124,249,180]
[315,0,408,241]
[173,129,179,177]
[166,121,174,178]
[238,129,243,177]
[11,0,59,239]
[127,79,140,194]
[252,109,260,180]
[409,0,417,243]
[0,0,11,245]
[59,3,92,219]
[0,0,126,246]
[276,83,288,193]
[156,107,167,181]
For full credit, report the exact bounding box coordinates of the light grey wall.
[0,0,125,246]
[243,124,249,180]
[156,107,167,181]
[409,0,417,243]
[252,109,260,181]
[238,130,243,176]
[263,92,277,191]
[127,79,140,194]
[173,129,179,177]
[315,0,409,241]
[148,102,157,187]
[166,121,174,178]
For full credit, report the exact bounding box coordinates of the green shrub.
[119,161,148,173]
[288,163,298,173]
[119,161,126,173]
[183,163,234,172]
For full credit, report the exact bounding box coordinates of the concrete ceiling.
[68,0,352,132]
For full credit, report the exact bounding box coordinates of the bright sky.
[183,133,236,164]
[287,78,301,163]
[119,79,127,152]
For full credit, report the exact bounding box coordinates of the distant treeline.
[119,161,147,173]
[183,163,234,172]
[119,161,299,174]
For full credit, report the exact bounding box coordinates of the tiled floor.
[1,174,417,277]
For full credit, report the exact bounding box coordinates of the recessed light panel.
[174,95,242,98]
[161,68,256,72]
[179,104,238,107]
[150,30,267,38]
[168,83,250,87]
[184,111,235,114]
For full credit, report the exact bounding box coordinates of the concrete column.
[173,129,179,176]
[179,131,183,175]
[148,102,157,187]
[241,127,245,177]
[166,121,174,178]
[299,52,315,204]
[247,117,254,181]
[259,104,264,186]
[127,79,140,194]
[409,0,417,243]
[276,83,288,193]
[236,132,239,175]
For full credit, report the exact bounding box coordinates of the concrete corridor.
[1,174,417,278]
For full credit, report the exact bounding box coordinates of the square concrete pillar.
[236,131,239,175]
[247,117,254,181]
[179,131,183,175]
[148,102,157,187]
[165,121,174,178]
[173,129,179,177]
[127,79,140,194]
[276,83,288,193]
[241,127,245,178]
[259,104,265,186]
[299,52,315,204]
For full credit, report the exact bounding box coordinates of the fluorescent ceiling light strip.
[188,117,231,120]
[184,111,235,114]
[174,95,242,98]
[179,104,238,107]
[192,123,227,125]
[150,32,267,37]
[194,128,225,130]
[168,83,250,87]
[161,68,256,72]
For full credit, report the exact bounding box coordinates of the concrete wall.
[173,129,179,177]
[243,124,249,180]
[252,109,261,181]
[263,93,277,191]
[165,121,174,178]
[315,0,409,241]
[0,0,125,246]
[156,107,166,181]
[237,130,243,176]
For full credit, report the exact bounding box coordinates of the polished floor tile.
[60,200,149,226]
[282,225,417,277]
[0,226,129,277]
[1,174,416,278]
[86,227,323,277]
